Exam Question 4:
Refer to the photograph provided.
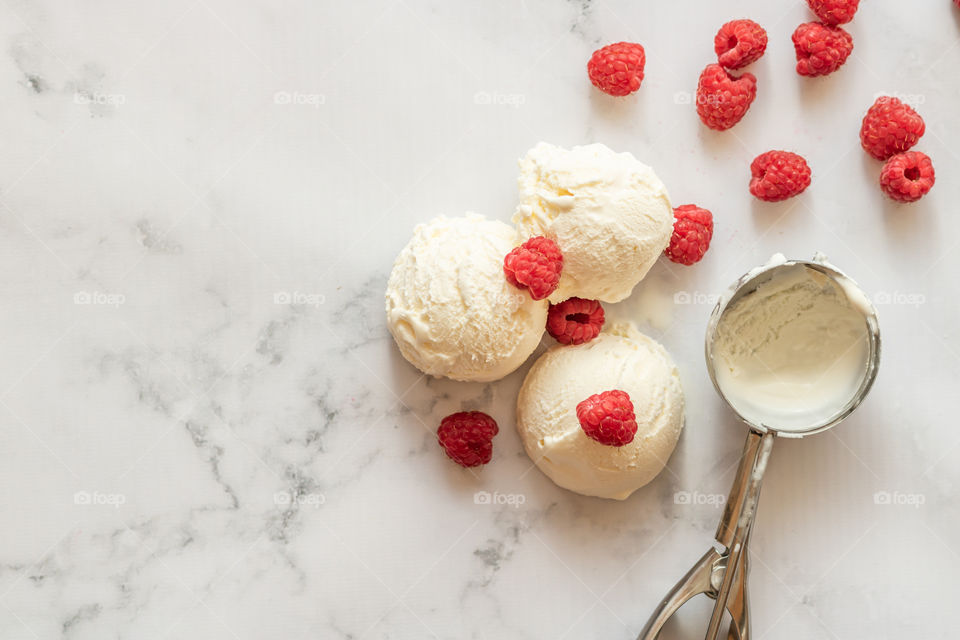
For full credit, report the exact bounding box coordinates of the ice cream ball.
[386,214,548,382]
[516,323,684,500]
[512,142,674,304]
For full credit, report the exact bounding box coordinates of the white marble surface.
[0,1,957,638]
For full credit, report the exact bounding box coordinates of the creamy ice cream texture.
[385,214,548,382]
[513,142,674,304]
[711,263,871,432]
[516,323,684,500]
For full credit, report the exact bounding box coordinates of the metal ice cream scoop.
[637,256,881,640]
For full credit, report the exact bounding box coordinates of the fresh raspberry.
[503,236,563,301]
[665,205,714,265]
[806,0,860,25]
[750,151,812,202]
[860,96,926,161]
[714,19,768,69]
[587,42,646,97]
[576,390,638,447]
[792,22,853,77]
[547,297,604,345]
[880,151,935,203]
[437,412,499,468]
[695,64,757,131]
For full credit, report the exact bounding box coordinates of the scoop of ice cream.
[386,214,548,382]
[516,323,684,500]
[512,142,673,304]
[711,262,871,432]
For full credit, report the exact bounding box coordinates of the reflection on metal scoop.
[637,256,881,640]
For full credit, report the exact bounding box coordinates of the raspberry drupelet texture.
[696,64,758,131]
[880,152,935,203]
[587,42,646,96]
[750,151,812,202]
[437,412,499,468]
[576,390,638,447]
[792,22,853,77]
[860,96,926,161]
[546,297,605,345]
[806,0,860,25]
[665,205,714,265]
[715,19,768,69]
[503,236,564,301]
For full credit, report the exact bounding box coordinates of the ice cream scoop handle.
[705,430,775,640]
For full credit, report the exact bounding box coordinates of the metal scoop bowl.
[638,256,881,640]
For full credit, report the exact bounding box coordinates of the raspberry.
[806,0,860,25]
[792,22,853,77]
[860,96,926,161]
[576,390,638,447]
[714,19,768,69]
[696,64,757,131]
[665,205,714,265]
[437,412,499,468]
[750,151,812,202]
[503,236,563,301]
[547,297,604,345]
[587,42,646,96]
[880,151,935,203]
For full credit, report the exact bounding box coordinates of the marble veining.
[0,0,958,638]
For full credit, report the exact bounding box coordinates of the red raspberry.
[860,96,926,161]
[806,0,860,25]
[715,19,768,69]
[792,22,853,77]
[696,64,757,131]
[576,390,638,447]
[547,297,604,345]
[750,151,812,202]
[880,151,935,203]
[587,42,646,97]
[665,205,714,265]
[503,236,563,301]
[437,412,499,468]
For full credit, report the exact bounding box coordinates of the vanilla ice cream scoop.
[385,214,548,382]
[513,142,674,304]
[516,323,684,500]
[710,258,876,433]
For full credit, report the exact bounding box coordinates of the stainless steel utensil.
[638,257,881,640]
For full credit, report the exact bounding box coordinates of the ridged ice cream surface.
[512,142,673,303]
[516,323,684,500]
[712,263,871,432]
[385,214,548,382]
